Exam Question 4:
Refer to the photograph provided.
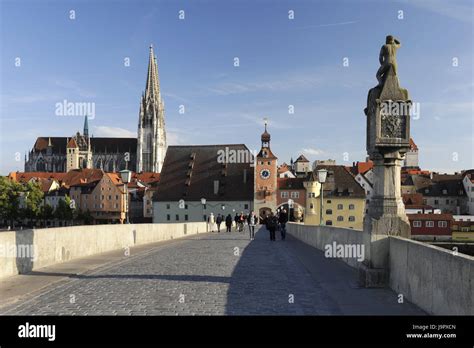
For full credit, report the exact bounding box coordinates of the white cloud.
[302,148,324,156]
[92,126,136,138]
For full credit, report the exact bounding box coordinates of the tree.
[40,204,54,227]
[54,195,74,224]
[0,177,23,227]
[20,181,44,227]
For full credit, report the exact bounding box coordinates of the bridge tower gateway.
[254,120,278,221]
[361,35,411,287]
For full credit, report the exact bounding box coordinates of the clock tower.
[254,121,278,221]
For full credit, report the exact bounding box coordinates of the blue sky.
[0,0,473,175]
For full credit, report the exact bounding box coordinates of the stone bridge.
[0,223,471,315]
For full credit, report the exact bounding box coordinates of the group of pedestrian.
[208,211,259,240]
[207,209,288,242]
[263,209,288,241]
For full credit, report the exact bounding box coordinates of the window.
[108,195,112,200]
[116,195,119,200]
[101,195,104,200]
[423,199,427,205]
[413,221,421,227]
[349,216,355,222]
[175,214,179,221]
[291,192,299,198]
[166,214,170,221]
[268,162,271,165]
[281,192,289,198]
[426,221,434,228]
[326,200,331,204]
[367,190,370,195]
[337,204,343,210]
[442,189,447,195]
[446,199,449,204]
[244,204,249,209]
[438,221,447,228]
[114,203,118,209]
[326,209,332,215]
[185,215,189,221]
[326,220,333,226]
[310,203,314,209]
[337,216,344,221]
[349,204,355,210]
[434,200,439,205]
[185,204,188,209]
[166,204,170,209]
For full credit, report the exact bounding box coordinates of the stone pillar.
[360,36,411,287]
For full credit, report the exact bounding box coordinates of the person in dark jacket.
[278,209,288,241]
[234,213,240,232]
[216,213,223,233]
[225,214,233,232]
[267,212,277,241]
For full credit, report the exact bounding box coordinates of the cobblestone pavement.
[0,227,424,315]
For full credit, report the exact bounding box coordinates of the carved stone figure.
[376,35,401,86]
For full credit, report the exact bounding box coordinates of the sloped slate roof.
[154,145,254,202]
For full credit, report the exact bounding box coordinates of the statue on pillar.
[360,36,412,286]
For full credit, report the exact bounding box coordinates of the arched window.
[337,204,343,210]
[326,209,332,215]
[337,216,344,221]
[349,216,355,222]
[326,220,333,226]
[349,204,355,210]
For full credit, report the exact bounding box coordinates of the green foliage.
[54,194,74,222]
[0,177,23,225]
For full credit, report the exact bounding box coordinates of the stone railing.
[287,223,366,269]
[389,236,473,315]
[0,222,207,279]
[287,223,474,315]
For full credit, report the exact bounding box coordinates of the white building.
[462,171,474,214]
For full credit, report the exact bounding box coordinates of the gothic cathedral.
[24,45,167,174]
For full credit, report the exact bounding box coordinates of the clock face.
[260,169,271,179]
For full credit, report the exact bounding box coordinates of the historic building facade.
[254,122,278,220]
[24,45,166,174]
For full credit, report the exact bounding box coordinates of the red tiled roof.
[133,172,160,184]
[8,171,67,183]
[295,154,309,163]
[277,177,306,189]
[66,137,78,148]
[409,138,418,151]
[402,193,424,206]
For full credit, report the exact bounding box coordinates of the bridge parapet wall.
[0,222,207,279]
[287,223,474,315]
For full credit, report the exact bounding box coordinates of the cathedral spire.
[137,44,167,173]
[145,44,160,100]
[83,115,89,138]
